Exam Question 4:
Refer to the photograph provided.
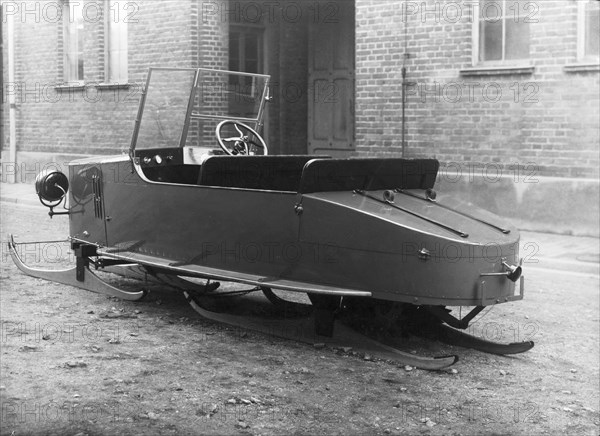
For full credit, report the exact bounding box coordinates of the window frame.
[577,0,600,63]
[229,25,265,75]
[471,0,532,67]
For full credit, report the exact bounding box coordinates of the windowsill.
[563,63,600,73]
[54,82,132,91]
[459,65,535,76]
[96,82,131,89]
[54,84,85,91]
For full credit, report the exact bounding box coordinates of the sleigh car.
[9,68,533,369]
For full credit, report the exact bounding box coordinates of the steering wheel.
[215,120,268,156]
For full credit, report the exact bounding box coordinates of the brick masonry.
[1,0,599,235]
[354,0,599,179]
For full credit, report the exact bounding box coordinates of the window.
[63,1,85,83]
[473,0,532,64]
[229,26,264,87]
[578,0,599,62]
[105,1,128,83]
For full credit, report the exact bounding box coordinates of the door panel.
[308,1,355,157]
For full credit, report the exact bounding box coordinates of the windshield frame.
[129,67,271,156]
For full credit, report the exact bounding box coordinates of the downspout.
[401,9,410,158]
[7,10,16,183]
[0,11,3,154]
[401,65,406,158]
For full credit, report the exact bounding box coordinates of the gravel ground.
[1,201,599,436]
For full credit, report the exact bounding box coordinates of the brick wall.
[1,0,221,156]
[3,0,598,180]
[355,0,600,178]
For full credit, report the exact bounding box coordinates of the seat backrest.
[298,158,440,193]
[198,155,327,191]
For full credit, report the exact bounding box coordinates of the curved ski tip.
[509,340,535,349]
[436,354,459,365]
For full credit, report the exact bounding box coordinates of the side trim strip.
[354,189,469,238]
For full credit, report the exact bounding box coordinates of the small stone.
[0,386,5,390]
[227,398,237,404]
[384,429,391,434]
[73,394,80,398]
[147,412,159,420]
[129,332,138,337]
[314,343,325,349]
[108,338,121,344]
[364,354,373,361]
[400,387,407,392]
[447,368,458,374]
[18,345,38,352]
[562,390,572,395]
[570,368,577,373]
[65,361,87,368]
[404,365,413,371]
[499,370,507,376]
[563,407,573,412]
[236,422,250,429]
[425,419,436,427]
[341,347,352,353]
[240,399,252,405]
[248,381,257,387]
[250,397,261,404]
[134,310,142,314]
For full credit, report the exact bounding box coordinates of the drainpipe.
[0,12,3,154]
[401,65,406,158]
[7,11,16,183]
[401,9,409,159]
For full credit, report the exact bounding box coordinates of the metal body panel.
[294,191,519,304]
[67,154,521,306]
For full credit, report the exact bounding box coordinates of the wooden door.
[308,1,355,156]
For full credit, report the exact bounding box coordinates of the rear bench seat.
[198,155,328,192]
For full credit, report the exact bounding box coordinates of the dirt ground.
[1,201,599,436]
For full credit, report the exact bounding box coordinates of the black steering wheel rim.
[215,120,268,156]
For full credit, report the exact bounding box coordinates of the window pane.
[77,21,84,80]
[505,18,529,59]
[229,32,240,71]
[64,1,84,82]
[480,19,503,61]
[107,17,128,83]
[585,3,599,58]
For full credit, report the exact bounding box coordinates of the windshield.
[131,68,270,152]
